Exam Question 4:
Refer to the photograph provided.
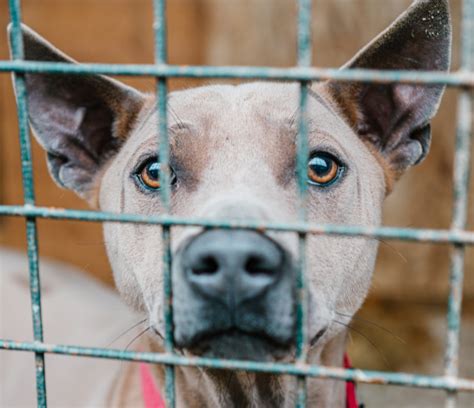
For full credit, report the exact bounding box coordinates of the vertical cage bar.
[295,0,312,407]
[8,1,47,407]
[444,0,473,407]
[153,0,175,407]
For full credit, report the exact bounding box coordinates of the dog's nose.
[182,230,284,306]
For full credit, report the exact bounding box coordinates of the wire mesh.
[1,0,473,407]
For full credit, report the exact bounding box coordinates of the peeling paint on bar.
[444,0,474,407]
[0,60,473,87]
[0,205,472,245]
[1,340,474,393]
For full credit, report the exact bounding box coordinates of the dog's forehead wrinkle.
[170,82,299,123]
[131,83,355,157]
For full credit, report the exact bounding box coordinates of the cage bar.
[444,0,474,407]
[0,204,473,245]
[152,0,176,407]
[2,339,474,393]
[7,1,47,407]
[295,0,312,406]
[1,60,473,87]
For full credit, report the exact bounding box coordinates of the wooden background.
[0,0,473,374]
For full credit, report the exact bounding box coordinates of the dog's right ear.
[322,0,451,183]
[8,25,145,204]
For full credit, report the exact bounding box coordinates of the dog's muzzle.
[172,229,296,359]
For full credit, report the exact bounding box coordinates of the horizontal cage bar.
[0,60,473,87]
[0,205,472,245]
[0,339,473,393]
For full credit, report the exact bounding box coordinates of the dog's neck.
[109,330,348,408]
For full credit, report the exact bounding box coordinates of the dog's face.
[12,0,450,361]
[100,83,386,359]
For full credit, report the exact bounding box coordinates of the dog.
[1,0,451,406]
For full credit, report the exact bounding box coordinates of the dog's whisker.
[332,319,391,370]
[151,327,166,344]
[115,326,151,373]
[348,331,354,346]
[287,106,299,128]
[320,235,407,265]
[375,238,408,263]
[104,318,147,348]
[309,327,328,348]
[151,327,186,356]
[196,368,205,389]
[245,372,253,389]
[168,105,186,129]
[335,311,406,344]
[123,326,151,352]
[318,235,408,263]
[225,371,235,391]
[167,105,179,123]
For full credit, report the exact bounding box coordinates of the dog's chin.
[185,330,292,361]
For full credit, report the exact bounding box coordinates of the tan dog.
[1,0,451,406]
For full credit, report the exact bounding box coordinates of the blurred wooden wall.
[1,0,472,303]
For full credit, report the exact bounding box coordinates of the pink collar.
[140,354,359,408]
[343,354,359,408]
[139,363,165,408]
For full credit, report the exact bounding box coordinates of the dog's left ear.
[324,0,451,177]
[8,25,146,205]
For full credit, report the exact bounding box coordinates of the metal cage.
[0,0,473,407]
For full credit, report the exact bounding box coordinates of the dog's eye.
[307,152,343,187]
[136,159,176,191]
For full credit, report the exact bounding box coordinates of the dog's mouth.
[151,321,328,361]
[182,327,293,361]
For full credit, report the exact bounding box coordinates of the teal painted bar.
[152,0,176,406]
[297,0,312,68]
[1,339,474,393]
[0,204,473,245]
[295,83,309,407]
[7,1,47,407]
[295,0,312,406]
[444,0,474,407]
[0,60,473,87]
